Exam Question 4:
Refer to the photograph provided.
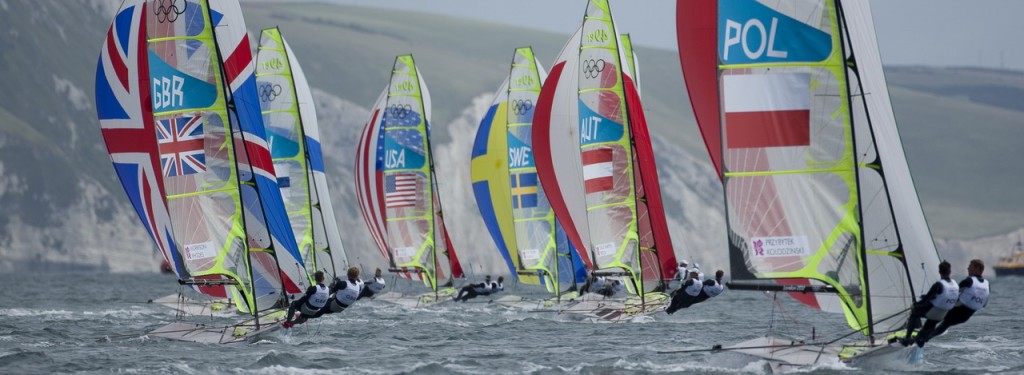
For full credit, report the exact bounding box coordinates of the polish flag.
[723,73,811,148]
[582,148,613,193]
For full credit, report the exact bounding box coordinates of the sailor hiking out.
[902,261,959,346]
[283,271,329,329]
[915,259,990,347]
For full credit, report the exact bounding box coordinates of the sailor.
[358,268,386,299]
[454,275,492,302]
[595,278,625,298]
[916,259,990,347]
[282,271,329,329]
[691,262,704,281]
[693,270,726,304]
[666,268,704,314]
[312,267,365,318]
[902,261,959,346]
[480,276,505,296]
[675,260,689,281]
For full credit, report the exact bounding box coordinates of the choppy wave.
[1,273,1022,374]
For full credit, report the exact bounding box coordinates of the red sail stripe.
[724,110,811,148]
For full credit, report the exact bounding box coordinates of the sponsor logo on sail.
[393,80,414,93]
[595,242,617,258]
[261,57,284,72]
[184,241,217,261]
[521,248,540,261]
[751,236,810,258]
[586,28,609,44]
[395,247,417,261]
[513,74,535,88]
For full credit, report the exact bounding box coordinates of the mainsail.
[677,0,941,359]
[471,47,589,294]
[356,55,464,292]
[534,0,678,298]
[619,34,641,98]
[96,0,307,317]
[256,27,348,280]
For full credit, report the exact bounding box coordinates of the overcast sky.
[317,0,1024,71]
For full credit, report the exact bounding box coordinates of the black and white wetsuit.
[921,275,989,344]
[287,283,329,323]
[359,276,386,299]
[905,277,959,345]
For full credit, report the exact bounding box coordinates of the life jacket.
[473,281,493,294]
[676,266,688,279]
[488,281,503,294]
[683,278,703,297]
[929,278,959,310]
[958,276,989,311]
[301,284,329,315]
[334,279,364,306]
[367,277,386,293]
[703,279,725,298]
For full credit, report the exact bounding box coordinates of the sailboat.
[533,0,680,322]
[255,27,349,280]
[96,0,307,343]
[677,0,942,368]
[471,47,589,308]
[355,54,465,308]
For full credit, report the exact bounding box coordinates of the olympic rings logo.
[153,0,187,23]
[388,104,412,119]
[258,83,282,102]
[511,99,533,116]
[582,59,606,80]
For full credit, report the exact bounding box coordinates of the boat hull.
[994,266,1024,277]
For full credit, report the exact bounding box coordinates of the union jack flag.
[156,115,206,176]
[95,1,182,277]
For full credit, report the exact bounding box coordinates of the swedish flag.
[510,172,538,209]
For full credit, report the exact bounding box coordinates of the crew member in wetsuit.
[902,261,958,346]
[358,268,386,299]
[454,275,492,302]
[693,270,726,304]
[313,267,365,318]
[283,271,329,329]
[594,278,626,298]
[916,259,990,347]
[666,269,702,314]
[479,276,505,297]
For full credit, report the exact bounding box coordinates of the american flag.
[156,115,205,176]
[385,173,419,208]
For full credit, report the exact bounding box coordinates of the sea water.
[0,272,1021,374]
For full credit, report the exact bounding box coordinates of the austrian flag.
[723,73,811,149]
[582,147,614,193]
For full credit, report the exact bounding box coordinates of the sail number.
[722,17,788,61]
[580,116,602,144]
[152,75,185,110]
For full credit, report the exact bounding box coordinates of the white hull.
[725,335,913,372]
[556,292,668,322]
[373,288,457,308]
[150,293,236,316]
[147,309,286,344]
